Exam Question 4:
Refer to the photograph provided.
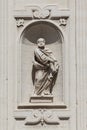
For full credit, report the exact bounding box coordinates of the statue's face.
[37,38,45,48]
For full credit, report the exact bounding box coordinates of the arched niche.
[20,20,64,103]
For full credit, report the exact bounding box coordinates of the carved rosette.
[58,18,67,26]
[16,19,24,27]
[33,9,50,19]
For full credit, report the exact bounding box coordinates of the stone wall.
[0,0,87,130]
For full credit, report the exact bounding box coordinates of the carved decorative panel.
[3,2,76,130]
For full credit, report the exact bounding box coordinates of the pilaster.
[0,0,8,130]
[76,0,87,130]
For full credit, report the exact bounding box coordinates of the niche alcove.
[19,20,64,105]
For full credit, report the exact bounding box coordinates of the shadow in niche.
[20,21,63,103]
[21,21,62,45]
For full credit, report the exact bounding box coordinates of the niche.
[20,21,64,104]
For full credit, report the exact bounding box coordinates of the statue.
[32,38,59,96]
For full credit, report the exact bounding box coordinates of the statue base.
[30,95,53,103]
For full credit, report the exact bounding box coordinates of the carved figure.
[32,38,59,96]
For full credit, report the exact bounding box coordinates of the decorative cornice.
[14,5,70,20]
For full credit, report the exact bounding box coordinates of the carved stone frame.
[16,19,69,108]
[13,5,74,126]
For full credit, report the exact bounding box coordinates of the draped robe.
[32,47,59,95]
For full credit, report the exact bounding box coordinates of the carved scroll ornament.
[24,110,70,126]
[25,109,59,125]
[15,109,70,126]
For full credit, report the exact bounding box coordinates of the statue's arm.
[34,48,52,65]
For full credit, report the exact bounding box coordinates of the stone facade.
[0,0,87,130]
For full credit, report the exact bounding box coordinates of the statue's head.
[37,38,45,49]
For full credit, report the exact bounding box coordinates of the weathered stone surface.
[0,0,87,130]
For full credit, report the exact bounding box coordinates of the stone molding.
[14,5,69,29]
[15,109,70,126]
[14,5,69,20]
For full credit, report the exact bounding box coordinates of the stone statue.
[32,38,59,96]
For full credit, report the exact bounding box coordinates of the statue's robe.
[32,47,59,95]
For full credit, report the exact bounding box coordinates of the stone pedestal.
[30,95,53,103]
